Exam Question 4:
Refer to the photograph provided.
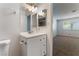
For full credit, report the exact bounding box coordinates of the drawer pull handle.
[40,39,42,41]
[21,40,24,42]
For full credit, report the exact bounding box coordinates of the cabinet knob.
[40,39,42,41]
[25,42,27,45]
[21,40,24,42]
[43,51,46,56]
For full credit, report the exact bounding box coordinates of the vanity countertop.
[20,32,46,38]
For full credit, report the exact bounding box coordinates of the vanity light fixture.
[38,10,46,17]
[38,12,44,16]
[24,4,37,13]
[32,7,37,13]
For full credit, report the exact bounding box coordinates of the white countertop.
[20,32,46,38]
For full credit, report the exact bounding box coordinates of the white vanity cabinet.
[20,33,47,56]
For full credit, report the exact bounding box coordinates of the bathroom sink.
[20,32,46,38]
[0,39,10,44]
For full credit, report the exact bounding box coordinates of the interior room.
[53,3,79,56]
[0,3,53,56]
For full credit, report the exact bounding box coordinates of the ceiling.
[53,3,79,19]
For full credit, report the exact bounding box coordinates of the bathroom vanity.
[20,4,47,56]
[20,32,47,56]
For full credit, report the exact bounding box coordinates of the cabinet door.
[20,34,47,56]
[27,35,47,56]
[27,37,41,56]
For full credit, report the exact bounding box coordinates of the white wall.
[53,17,57,37]
[57,17,79,37]
[53,4,79,20]
[0,3,21,56]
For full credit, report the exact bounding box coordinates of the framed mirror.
[31,13,37,32]
[38,9,47,27]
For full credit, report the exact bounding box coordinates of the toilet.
[0,39,10,56]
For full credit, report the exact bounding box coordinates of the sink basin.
[20,32,46,38]
[0,39,10,44]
